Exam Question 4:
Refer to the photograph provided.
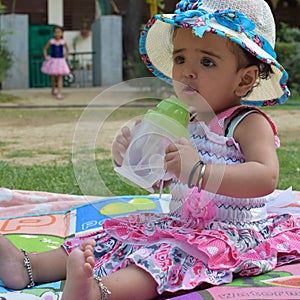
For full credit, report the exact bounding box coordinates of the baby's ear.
[235,65,259,97]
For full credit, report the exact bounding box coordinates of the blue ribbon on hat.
[175,0,203,12]
[170,0,276,59]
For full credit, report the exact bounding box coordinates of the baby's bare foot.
[62,239,101,300]
[0,234,31,289]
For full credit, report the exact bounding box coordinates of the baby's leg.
[102,264,159,300]
[63,239,159,300]
[0,234,67,289]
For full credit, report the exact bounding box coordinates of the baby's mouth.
[182,85,198,95]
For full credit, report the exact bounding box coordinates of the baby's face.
[172,28,243,117]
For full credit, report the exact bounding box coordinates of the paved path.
[1,85,159,108]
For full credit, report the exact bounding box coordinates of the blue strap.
[226,110,256,138]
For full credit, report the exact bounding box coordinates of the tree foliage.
[276,23,300,94]
[0,1,13,84]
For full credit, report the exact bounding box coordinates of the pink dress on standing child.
[41,38,70,76]
[62,106,300,295]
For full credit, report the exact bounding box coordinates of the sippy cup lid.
[144,96,190,139]
[156,96,190,127]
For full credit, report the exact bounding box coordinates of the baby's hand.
[112,126,131,166]
[112,119,142,166]
[165,138,199,184]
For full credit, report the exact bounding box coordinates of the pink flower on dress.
[168,264,183,287]
[154,247,172,272]
[102,251,112,262]
[193,263,204,276]
[183,188,217,223]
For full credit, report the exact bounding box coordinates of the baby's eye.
[201,58,215,67]
[173,55,185,64]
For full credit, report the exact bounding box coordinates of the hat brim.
[140,15,290,106]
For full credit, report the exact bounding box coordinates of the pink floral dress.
[62,105,300,295]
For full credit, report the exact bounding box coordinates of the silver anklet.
[94,275,111,300]
[21,249,35,288]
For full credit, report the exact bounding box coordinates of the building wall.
[48,0,63,26]
[0,14,29,89]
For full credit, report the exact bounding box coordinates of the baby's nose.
[183,65,198,79]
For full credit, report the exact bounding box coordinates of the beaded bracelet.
[21,249,35,288]
[188,160,204,188]
[94,275,111,300]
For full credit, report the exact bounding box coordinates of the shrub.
[0,2,13,85]
[275,23,300,94]
[0,40,13,83]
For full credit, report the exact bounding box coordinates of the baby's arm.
[165,113,279,198]
[225,112,279,197]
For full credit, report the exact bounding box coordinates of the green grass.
[0,107,83,120]
[0,92,19,103]
[4,150,35,159]
[277,142,300,190]
[0,106,150,122]
[36,149,67,156]
[0,141,10,147]
[0,141,299,194]
[0,159,149,196]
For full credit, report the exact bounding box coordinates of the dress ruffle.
[41,58,70,76]
[62,207,300,294]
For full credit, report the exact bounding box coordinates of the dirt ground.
[0,88,299,165]
[0,108,132,165]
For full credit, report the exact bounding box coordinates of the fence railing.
[29,51,95,88]
[67,51,95,88]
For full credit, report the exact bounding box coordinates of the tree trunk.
[121,0,143,79]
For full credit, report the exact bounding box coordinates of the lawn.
[0,94,299,195]
[0,144,299,195]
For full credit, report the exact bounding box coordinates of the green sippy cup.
[115,96,190,192]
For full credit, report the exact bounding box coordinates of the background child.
[41,25,70,100]
[0,1,299,300]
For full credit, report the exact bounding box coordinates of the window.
[2,0,47,24]
[64,0,95,30]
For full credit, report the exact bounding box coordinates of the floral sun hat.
[139,0,290,106]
